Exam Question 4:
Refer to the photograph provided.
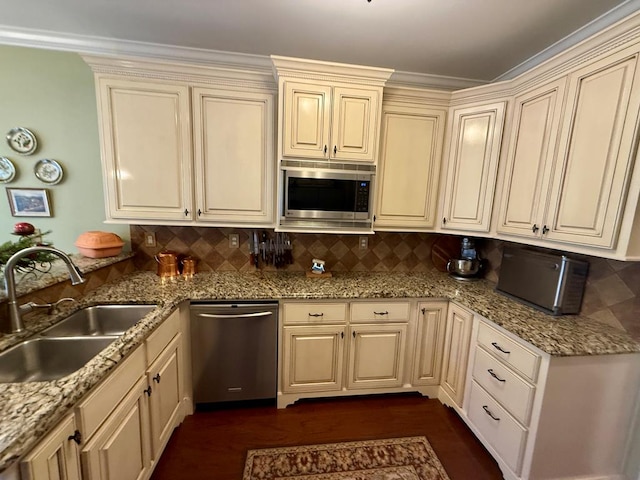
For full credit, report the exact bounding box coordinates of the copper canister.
[155,251,179,278]
[182,256,197,277]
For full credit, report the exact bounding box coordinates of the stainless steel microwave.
[280,161,375,230]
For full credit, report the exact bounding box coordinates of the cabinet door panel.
[147,335,182,460]
[440,304,473,407]
[347,324,407,389]
[193,88,274,224]
[442,102,506,231]
[98,78,192,221]
[548,53,640,247]
[82,377,151,480]
[498,80,566,237]
[376,106,446,229]
[331,87,380,162]
[20,415,81,480]
[282,326,345,393]
[282,82,331,159]
[412,302,447,386]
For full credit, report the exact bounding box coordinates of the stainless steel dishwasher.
[190,301,278,405]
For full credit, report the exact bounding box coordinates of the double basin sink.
[0,304,156,383]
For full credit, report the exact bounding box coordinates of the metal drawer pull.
[491,342,511,354]
[488,369,506,382]
[482,405,500,421]
[153,373,161,383]
[308,313,324,317]
[373,311,389,315]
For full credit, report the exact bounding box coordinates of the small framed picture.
[6,188,52,217]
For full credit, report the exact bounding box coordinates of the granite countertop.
[1,269,639,473]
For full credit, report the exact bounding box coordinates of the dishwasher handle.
[195,311,274,320]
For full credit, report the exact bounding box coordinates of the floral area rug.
[243,436,451,480]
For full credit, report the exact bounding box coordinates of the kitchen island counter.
[1,269,638,474]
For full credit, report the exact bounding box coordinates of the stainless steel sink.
[40,304,156,337]
[0,337,117,383]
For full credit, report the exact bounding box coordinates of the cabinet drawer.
[468,380,528,475]
[350,302,410,323]
[282,302,347,325]
[477,321,540,382]
[76,345,146,440]
[472,347,535,425]
[146,309,180,365]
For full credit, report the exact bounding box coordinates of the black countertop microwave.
[280,160,375,230]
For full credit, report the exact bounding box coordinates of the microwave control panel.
[355,181,370,212]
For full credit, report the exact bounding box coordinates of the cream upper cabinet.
[192,87,275,225]
[497,79,567,238]
[439,302,474,408]
[272,55,393,167]
[281,80,381,163]
[375,101,447,230]
[441,101,506,232]
[96,77,193,222]
[281,82,332,160]
[20,414,82,480]
[544,48,640,248]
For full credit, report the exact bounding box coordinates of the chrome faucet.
[3,246,85,333]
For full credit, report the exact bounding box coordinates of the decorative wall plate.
[0,156,16,183]
[6,127,37,155]
[34,159,63,185]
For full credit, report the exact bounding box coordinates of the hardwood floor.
[151,393,504,479]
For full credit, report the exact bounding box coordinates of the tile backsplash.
[130,225,455,273]
[130,226,640,341]
[479,239,640,340]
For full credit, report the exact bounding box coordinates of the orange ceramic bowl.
[75,231,124,258]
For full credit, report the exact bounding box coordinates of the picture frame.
[6,188,52,217]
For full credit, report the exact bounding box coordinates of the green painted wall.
[0,45,130,253]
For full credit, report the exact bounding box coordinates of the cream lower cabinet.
[192,87,275,225]
[280,302,348,399]
[440,101,506,232]
[439,302,474,408]
[412,301,448,386]
[81,377,151,480]
[375,99,447,230]
[463,317,640,480]
[279,300,412,407]
[20,414,82,480]
[70,309,184,480]
[144,312,184,462]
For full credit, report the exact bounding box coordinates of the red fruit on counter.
[14,222,35,235]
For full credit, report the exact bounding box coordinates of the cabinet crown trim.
[271,55,394,86]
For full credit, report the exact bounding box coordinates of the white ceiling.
[0,0,638,82]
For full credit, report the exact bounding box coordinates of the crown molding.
[0,25,274,73]
[494,0,640,81]
[271,55,394,86]
[387,70,486,91]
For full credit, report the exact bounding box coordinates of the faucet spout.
[3,246,85,333]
